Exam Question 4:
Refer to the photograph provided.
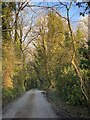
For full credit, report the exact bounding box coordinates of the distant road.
[3,89,57,118]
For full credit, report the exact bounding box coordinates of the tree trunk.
[67,6,89,103]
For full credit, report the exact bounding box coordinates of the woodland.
[1,1,90,113]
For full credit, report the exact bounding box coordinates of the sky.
[20,1,88,51]
[30,0,88,2]
[2,0,89,2]
[30,1,87,20]
[29,1,88,29]
[21,1,88,39]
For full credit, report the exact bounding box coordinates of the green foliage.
[2,87,22,107]
[13,65,27,91]
[2,3,15,41]
[68,84,86,105]
[55,65,87,105]
[2,3,89,108]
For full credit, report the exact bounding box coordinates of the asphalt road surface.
[3,89,57,118]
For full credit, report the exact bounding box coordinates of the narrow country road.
[3,89,57,118]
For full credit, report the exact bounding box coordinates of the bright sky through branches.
[2,0,90,2]
[30,0,89,2]
[29,1,88,29]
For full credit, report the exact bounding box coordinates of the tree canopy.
[2,1,90,109]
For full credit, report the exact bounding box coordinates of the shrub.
[2,87,23,107]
